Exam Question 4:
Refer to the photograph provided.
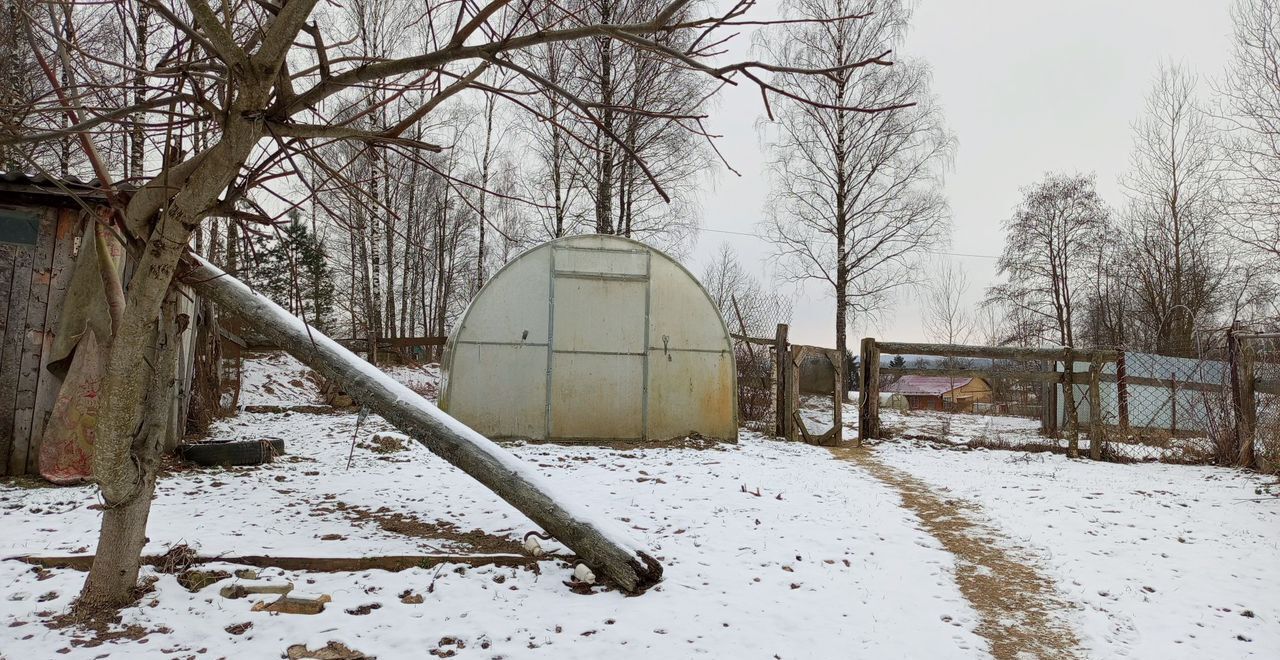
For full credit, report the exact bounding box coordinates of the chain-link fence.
[1047,331,1280,470]
[1250,337,1280,472]
[1087,345,1228,463]
[733,337,776,432]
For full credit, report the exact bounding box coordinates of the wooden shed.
[883,375,993,413]
[0,172,200,478]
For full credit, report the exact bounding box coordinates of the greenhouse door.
[546,245,650,442]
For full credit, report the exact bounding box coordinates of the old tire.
[178,438,285,467]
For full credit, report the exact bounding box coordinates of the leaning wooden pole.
[182,256,662,593]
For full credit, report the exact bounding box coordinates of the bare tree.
[3,0,901,608]
[1120,64,1228,356]
[759,0,954,361]
[1077,237,1131,349]
[1221,0,1280,262]
[988,173,1110,349]
[702,243,793,338]
[919,258,973,346]
[517,39,585,239]
[987,172,1109,455]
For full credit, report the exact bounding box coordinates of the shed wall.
[1,204,81,475]
[1,195,201,476]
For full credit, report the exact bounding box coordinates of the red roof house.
[882,375,993,412]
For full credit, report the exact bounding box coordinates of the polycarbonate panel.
[456,248,551,345]
[443,343,546,439]
[549,353,644,440]
[648,257,733,350]
[646,350,737,441]
[441,234,737,442]
[551,277,647,354]
[554,246,647,277]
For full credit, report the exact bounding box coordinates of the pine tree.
[253,215,334,331]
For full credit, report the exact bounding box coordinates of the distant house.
[883,375,993,413]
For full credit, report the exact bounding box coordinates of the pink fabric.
[38,329,100,485]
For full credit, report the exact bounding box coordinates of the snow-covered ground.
[1,354,1276,658]
[1,420,989,658]
[874,442,1280,658]
[236,351,322,407]
[881,409,1217,462]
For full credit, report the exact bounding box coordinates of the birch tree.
[920,258,973,346]
[1222,0,1280,263]
[759,0,954,360]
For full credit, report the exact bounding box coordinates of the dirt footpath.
[830,446,1081,660]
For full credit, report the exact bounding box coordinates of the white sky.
[688,0,1235,348]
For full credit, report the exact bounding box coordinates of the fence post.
[774,324,789,439]
[858,337,880,443]
[1062,347,1079,458]
[830,349,844,446]
[1240,355,1257,468]
[1229,323,1258,468]
[787,346,802,442]
[1088,353,1102,460]
[1040,380,1058,437]
[1169,372,1178,438]
[1116,348,1130,432]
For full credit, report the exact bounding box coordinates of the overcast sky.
[688,0,1236,347]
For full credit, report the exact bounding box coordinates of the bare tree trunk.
[82,290,181,606]
[477,91,496,290]
[594,3,615,234]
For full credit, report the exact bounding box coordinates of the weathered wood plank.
[876,341,1118,363]
[857,338,881,442]
[29,209,81,472]
[879,366,1230,393]
[11,207,57,475]
[880,366,1060,382]
[1255,378,1280,396]
[16,553,538,573]
[169,284,199,449]
[1,240,34,476]
[774,324,788,438]
[787,345,805,441]
[829,348,844,446]
[730,333,776,347]
[0,243,19,474]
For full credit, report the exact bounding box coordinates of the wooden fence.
[220,324,446,361]
[733,324,844,447]
[859,335,1280,467]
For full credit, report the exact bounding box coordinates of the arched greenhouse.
[439,234,737,443]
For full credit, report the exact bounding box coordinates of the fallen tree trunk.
[181,255,662,593]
